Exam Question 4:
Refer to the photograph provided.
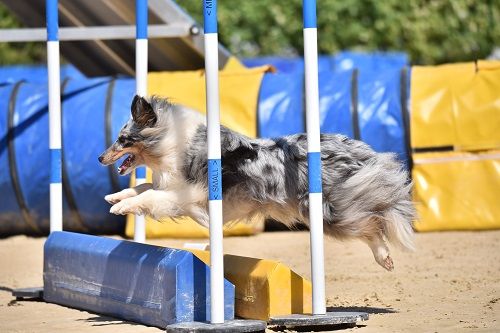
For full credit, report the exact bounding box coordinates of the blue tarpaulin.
[318,69,354,138]
[0,52,411,235]
[0,75,132,235]
[0,64,85,84]
[250,52,410,164]
[357,68,407,163]
[257,72,304,137]
[331,51,409,72]
[243,51,409,73]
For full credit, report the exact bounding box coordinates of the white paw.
[105,194,121,205]
[110,200,141,216]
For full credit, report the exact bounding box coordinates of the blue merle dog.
[99,95,415,271]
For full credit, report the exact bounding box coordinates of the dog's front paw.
[105,188,137,205]
[110,199,142,216]
[105,193,121,205]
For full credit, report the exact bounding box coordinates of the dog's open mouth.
[118,154,136,175]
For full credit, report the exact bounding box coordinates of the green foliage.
[0,4,46,65]
[178,0,499,64]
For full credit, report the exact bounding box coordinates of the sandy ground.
[0,230,499,333]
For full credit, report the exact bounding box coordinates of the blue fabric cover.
[61,78,125,233]
[332,51,409,72]
[0,78,132,235]
[0,65,85,84]
[243,51,408,73]
[250,52,409,165]
[318,69,353,138]
[257,72,304,138]
[9,82,51,233]
[44,231,235,327]
[0,84,23,235]
[357,68,407,163]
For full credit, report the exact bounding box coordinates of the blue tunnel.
[0,73,134,236]
[0,52,411,236]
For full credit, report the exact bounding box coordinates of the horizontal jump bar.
[0,24,198,42]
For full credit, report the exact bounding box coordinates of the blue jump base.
[43,231,235,328]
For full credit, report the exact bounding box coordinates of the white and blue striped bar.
[204,0,225,324]
[47,0,63,232]
[303,0,326,315]
[134,0,148,243]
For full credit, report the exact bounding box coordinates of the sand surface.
[0,230,499,332]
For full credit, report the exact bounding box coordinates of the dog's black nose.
[98,156,104,163]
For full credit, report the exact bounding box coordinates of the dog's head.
[98,95,158,175]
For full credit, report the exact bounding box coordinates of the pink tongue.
[118,155,132,174]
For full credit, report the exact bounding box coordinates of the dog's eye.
[118,136,126,144]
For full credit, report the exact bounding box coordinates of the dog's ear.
[131,95,157,128]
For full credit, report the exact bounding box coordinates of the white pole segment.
[49,183,63,232]
[204,0,225,324]
[303,0,326,315]
[134,39,147,243]
[304,29,321,153]
[134,0,148,243]
[47,0,63,232]
[135,39,148,96]
[205,34,222,160]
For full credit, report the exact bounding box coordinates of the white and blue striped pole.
[134,0,148,243]
[204,0,225,324]
[47,0,63,232]
[303,0,326,315]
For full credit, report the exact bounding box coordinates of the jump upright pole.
[13,0,62,300]
[203,0,225,324]
[303,0,326,315]
[167,1,266,331]
[13,0,67,303]
[47,0,63,232]
[134,0,148,243]
[269,1,368,328]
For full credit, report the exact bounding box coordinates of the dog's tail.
[377,155,416,252]
[323,148,416,251]
[383,192,416,252]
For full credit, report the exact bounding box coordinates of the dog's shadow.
[267,306,396,332]
[327,305,397,314]
[77,315,143,327]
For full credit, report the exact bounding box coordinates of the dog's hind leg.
[105,183,153,204]
[363,233,393,271]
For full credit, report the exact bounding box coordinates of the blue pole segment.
[50,149,62,183]
[307,152,322,193]
[203,0,218,33]
[136,0,148,39]
[46,0,58,41]
[303,0,317,28]
[208,159,222,200]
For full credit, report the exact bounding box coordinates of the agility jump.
[19,0,418,331]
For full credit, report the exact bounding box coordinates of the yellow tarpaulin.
[411,61,500,231]
[147,58,269,138]
[411,61,500,151]
[413,151,500,232]
[125,60,269,238]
